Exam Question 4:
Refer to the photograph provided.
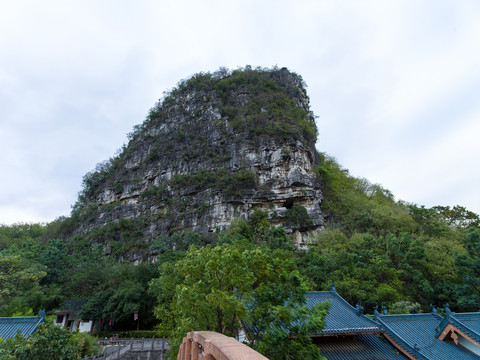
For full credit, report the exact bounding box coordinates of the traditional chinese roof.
[437,308,480,347]
[305,290,381,336]
[452,313,480,336]
[306,290,408,359]
[0,314,44,340]
[376,312,480,360]
[455,313,480,333]
[317,334,408,360]
[241,289,407,359]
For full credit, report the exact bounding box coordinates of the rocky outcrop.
[70,67,324,256]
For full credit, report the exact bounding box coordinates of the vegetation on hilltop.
[134,66,317,145]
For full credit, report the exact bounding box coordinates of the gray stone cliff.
[70,67,324,258]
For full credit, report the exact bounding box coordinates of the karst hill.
[60,67,325,260]
[3,67,480,335]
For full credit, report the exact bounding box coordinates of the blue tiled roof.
[0,316,44,340]
[377,313,480,360]
[317,334,409,360]
[455,313,480,334]
[437,312,480,344]
[305,291,380,335]
[452,313,480,339]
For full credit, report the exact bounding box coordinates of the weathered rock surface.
[70,67,324,257]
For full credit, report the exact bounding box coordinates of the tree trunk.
[216,307,223,333]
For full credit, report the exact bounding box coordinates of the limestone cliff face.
[71,67,324,257]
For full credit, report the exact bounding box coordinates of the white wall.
[78,320,93,333]
[54,313,93,333]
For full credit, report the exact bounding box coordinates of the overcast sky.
[1,0,479,225]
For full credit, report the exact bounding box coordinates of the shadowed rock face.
[71,67,324,257]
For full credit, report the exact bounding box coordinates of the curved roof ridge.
[379,313,441,321]
[438,311,480,344]
[453,312,480,319]
[0,316,43,320]
[305,290,334,297]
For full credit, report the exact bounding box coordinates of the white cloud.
[1,0,480,224]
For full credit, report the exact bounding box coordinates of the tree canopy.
[150,240,328,360]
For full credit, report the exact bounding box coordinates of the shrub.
[70,331,99,357]
[285,205,313,228]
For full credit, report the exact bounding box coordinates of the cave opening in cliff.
[283,199,294,209]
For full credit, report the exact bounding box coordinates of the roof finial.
[444,303,451,314]
[381,305,388,315]
[330,284,336,293]
[430,304,438,315]
[38,309,46,320]
[355,303,364,315]
[373,305,381,318]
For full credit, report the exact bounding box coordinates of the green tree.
[225,210,295,250]
[433,205,480,229]
[0,223,45,250]
[0,254,46,315]
[301,230,405,309]
[284,205,313,229]
[80,262,159,330]
[150,241,327,360]
[455,228,480,309]
[314,154,416,236]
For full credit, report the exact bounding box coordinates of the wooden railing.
[177,331,268,360]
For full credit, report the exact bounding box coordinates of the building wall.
[55,312,93,333]
[78,320,93,332]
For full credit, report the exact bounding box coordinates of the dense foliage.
[305,153,480,311]
[151,240,328,359]
[0,225,159,330]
